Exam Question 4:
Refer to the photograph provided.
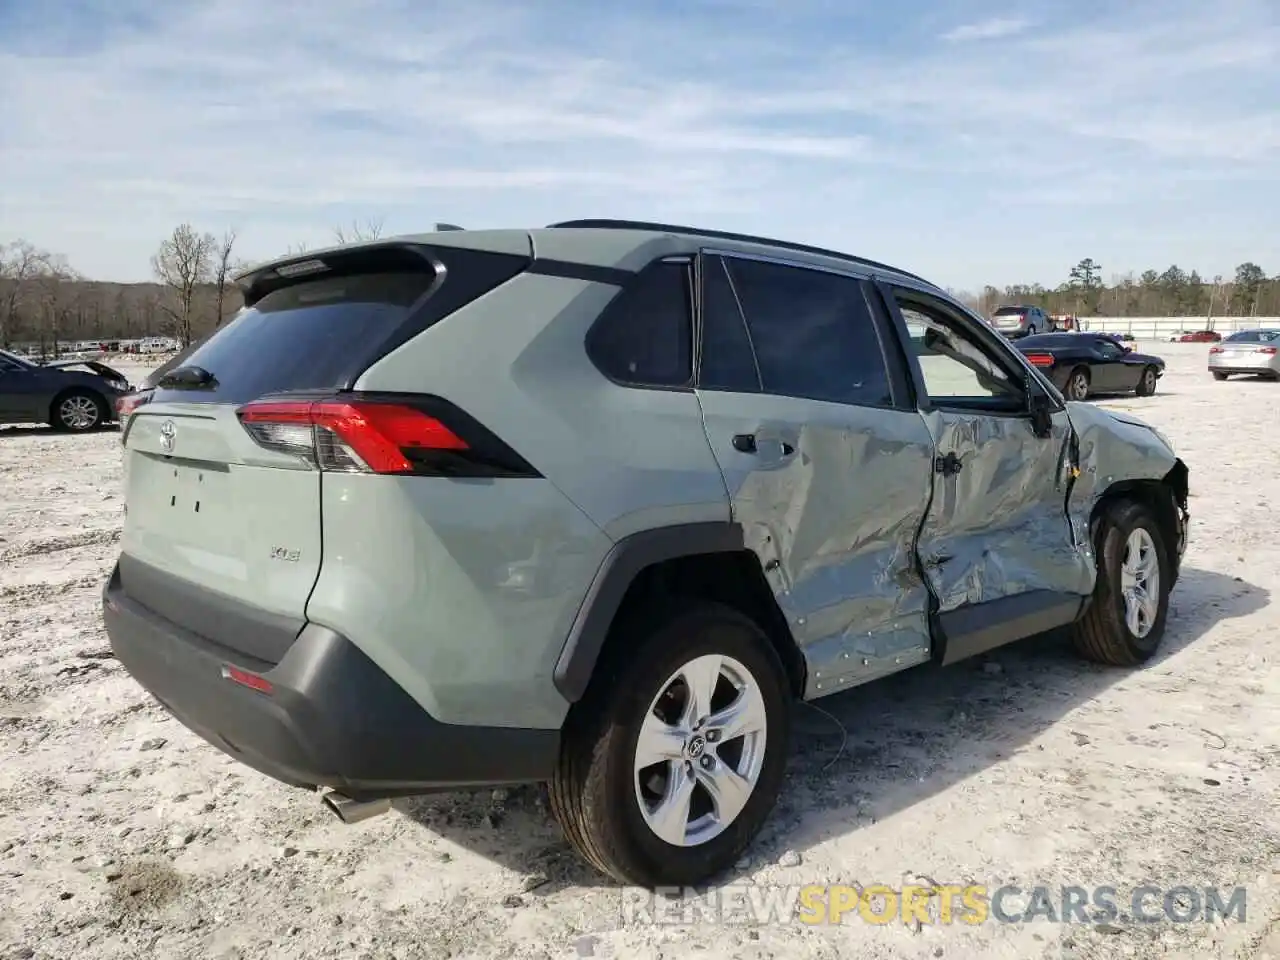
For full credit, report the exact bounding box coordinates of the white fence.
[1075,317,1280,339]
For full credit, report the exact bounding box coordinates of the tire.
[550,602,792,888]
[1071,500,1171,666]
[51,390,106,432]
[1212,371,1229,381]
[1135,366,1158,396]
[1066,367,1091,401]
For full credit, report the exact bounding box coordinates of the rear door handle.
[732,434,796,457]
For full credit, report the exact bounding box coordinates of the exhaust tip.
[321,791,392,825]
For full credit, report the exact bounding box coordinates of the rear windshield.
[1226,329,1280,342]
[993,307,1027,316]
[148,272,435,406]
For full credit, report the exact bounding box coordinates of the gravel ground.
[1,344,1278,960]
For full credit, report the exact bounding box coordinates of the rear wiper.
[155,365,218,390]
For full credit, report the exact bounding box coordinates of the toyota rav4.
[104,220,1190,889]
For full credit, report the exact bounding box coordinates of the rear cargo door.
[117,245,530,663]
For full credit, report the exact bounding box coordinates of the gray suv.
[103,220,1190,889]
[992,304,1052,338]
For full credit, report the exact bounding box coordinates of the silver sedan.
[1208,329,1280,380]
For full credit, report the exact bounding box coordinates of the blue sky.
[1,0,1277,290]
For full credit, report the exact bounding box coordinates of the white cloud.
[941,17,1031,43]
[0,0,1277,289]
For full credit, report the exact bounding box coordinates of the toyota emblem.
[159,419,177,453]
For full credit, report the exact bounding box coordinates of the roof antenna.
[434,223,465,231]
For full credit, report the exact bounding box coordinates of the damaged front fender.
[1065,401,1190,572]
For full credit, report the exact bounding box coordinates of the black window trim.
[582,255,696,393]
[694,247,908,411]
[874,278,1061,418]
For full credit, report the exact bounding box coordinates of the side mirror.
[1025,376,1054,439]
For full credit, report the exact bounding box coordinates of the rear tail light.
[1025,353,1055,367]
[236,395,539,478]
[1209,347,1224,354]
[1260,347,1278,355]
[116,391,152,416]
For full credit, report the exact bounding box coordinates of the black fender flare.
[553,521,746,702]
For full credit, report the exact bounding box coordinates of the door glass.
[723,257,892,407]
[1095,340,1124,359]
[897,298,1024,406]
[698,255,761,392]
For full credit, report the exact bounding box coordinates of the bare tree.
[0,240,52,348]
[33,255,79,356]
[332,217,385,245]
[152,224,214,346]
[212,229,238,328]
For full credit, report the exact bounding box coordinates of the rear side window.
[586,260,693,387]
[149,273,435,406]
[723,257,892,407]
[698,255,761,392]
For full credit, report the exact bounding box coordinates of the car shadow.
[396,566,1265,892]
[0,423,120,438]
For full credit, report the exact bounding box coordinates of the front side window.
[895,291,1025,408]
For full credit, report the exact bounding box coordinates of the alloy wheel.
[633,653,768,847]
[59,395,100,430]
[1121,528,1161,638]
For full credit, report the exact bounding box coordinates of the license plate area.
[157,459,230,520]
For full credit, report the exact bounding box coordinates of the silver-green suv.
[104,220,1190,889]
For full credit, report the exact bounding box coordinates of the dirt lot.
[2,345,1278,960]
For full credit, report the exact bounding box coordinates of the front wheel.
[1135,366,1159,396]
[1071,500,1171,666]
[52,391,106,432]
[550,603,792,888]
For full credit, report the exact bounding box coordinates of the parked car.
[1208,328,1280,380]
[102,220,1190,889]
[0,349,131,431]
[990,304,1052,338]
[1175,330,1221,343]
[1016,333,1165,401]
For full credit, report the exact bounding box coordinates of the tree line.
[2,230,1277,352]
[0,220,384,352]
[955,258,1278,321]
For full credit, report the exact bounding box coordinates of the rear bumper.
[1208,361,1280,376]
[103,563,559,799]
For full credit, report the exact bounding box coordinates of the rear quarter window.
[585,259,694,388]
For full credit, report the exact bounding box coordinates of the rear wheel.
[1066,367,1091,401]
[1135,366,1159,396]
[1212,371,1229,381]
[550,602,792,888]
[51,390,106,432]
[1071,500,1171,666]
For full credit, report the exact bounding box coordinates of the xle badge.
[270,547,301,563]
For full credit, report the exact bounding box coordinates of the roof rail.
[546,218,930,285]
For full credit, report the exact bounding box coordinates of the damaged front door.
[878,283,1095,665]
